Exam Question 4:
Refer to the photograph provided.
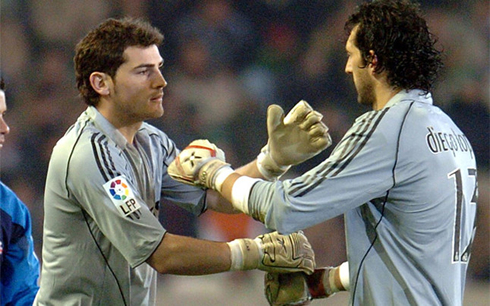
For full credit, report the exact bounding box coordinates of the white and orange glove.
[167,139,232,192]
[227,231,316,275]
[264,262,350,305]
[257,100,332,180]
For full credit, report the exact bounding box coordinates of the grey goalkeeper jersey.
[249,90,478,305]
[35,107,206,306]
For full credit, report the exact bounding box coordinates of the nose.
[0,117,10,135]
[154,70,167,89]
[345,59,352,75]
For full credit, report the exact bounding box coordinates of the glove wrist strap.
[257,149,291,181]
[227,239,262,271]
[199,160,230,190]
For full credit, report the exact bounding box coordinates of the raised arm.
[169,100,331,213]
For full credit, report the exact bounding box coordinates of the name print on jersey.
[426,126,473,157]
[104,176,142,219]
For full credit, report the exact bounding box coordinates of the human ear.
[89,72,111,96]
[368,50,378,73]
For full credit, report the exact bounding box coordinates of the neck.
[373,86,402,110]
[117,124,141,144]
[369,68,400,110]
[97,105,142,144]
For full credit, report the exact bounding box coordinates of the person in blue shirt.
[0,78,40,305]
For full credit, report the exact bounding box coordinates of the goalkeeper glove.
[227,231,315,275]
[264,263,349,306]
[167,139,233,191]
[257,100,332,180]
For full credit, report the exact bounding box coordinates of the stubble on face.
[111,45,166,123]
[346,28,376,108]
[355,69,376,107]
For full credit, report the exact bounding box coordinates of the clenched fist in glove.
[227,231,315,275]
[258,100,332,180]
[264,262,350,306]
[168,139,232,191]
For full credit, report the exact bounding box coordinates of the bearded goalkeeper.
[168,1,478,305]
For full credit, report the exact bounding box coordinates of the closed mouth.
[151,93,164,101]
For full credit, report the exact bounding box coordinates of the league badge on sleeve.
[104,176,141,218]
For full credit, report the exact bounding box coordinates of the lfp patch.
[104,176,141,217]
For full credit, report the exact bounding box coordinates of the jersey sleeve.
[0,182,40,304]
[249,108,401,234]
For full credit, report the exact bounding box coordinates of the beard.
[355,71,376,107]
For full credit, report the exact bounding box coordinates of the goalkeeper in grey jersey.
[169,1,479,305]
[34,18,333,306]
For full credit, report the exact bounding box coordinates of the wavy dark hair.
[345,0,443,94]
[74,17,164,106]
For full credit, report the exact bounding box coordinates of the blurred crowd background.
[0,0,488,304]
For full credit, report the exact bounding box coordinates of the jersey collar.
[384,89,433,109]
[86,106,129,149]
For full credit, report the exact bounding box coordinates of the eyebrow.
[133,59,164,69]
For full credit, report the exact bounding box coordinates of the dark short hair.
[345,0,443,94]
[0,78,4,91]
[74,17,164,106]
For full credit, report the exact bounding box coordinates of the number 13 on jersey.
[448,167,478,263]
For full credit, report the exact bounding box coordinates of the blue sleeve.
[0,182,40,305]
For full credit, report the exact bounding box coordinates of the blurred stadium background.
[1,0,488,304]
